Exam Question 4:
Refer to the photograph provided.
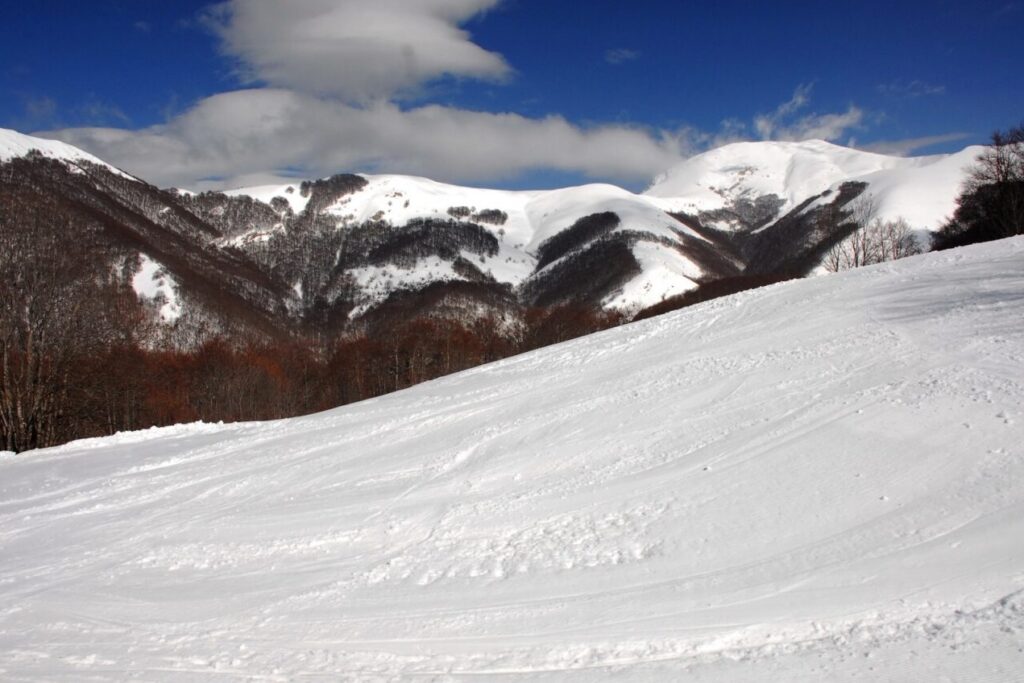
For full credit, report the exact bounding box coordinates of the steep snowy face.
[0,127,133,179]
[2,238,1022,680]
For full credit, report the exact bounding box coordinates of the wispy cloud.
[76,97,130,125]
[605,48,639,65]
[877,80,946,98]
[22,95,58,125]
[753,84,864,142]
[858,132,970,156]
[133,20,152,33]
[995,1,1021,16]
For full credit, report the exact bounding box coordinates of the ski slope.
[2,239,1023,680]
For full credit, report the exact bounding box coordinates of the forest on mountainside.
[0,189,624,454]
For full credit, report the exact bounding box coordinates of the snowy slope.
[2,238,1023,680]
[0,127,133,179]
[854,146,983,229]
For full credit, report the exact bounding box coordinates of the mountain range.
[0,128,980,345]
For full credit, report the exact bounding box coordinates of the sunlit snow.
[2,238,1022,680]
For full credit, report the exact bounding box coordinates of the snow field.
[1,238,1023,680]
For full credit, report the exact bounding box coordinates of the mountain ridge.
[0,127,979,344]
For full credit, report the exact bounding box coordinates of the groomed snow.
[2,238,1023,680]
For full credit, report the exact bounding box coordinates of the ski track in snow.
[1,239,1024,680]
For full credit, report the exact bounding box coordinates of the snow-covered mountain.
[645,138,981,231]
[2,238,1022,680]
[0,127,982,341]
[223,174,713,314]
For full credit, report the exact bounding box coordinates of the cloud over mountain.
[41,89,684,190]
[35,4,878,191]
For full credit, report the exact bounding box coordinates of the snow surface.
[2,238,1023,680]
[855,146,983,229]
[0,127,133,180]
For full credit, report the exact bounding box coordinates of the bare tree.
[0,191,126,451]
[823,194,923,272]
[877,217,924,261]
[935,123,1024,249]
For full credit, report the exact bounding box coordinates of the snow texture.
[2,238,1023,680]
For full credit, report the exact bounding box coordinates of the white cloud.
[605,48,639,65]
[37,79,879,190]
[206,0,510,102]
[754,83,863,142]
[39,89,683,190]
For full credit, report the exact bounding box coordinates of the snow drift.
[1,238,1023,680]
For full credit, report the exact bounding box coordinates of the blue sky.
[2,1,1021,190]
